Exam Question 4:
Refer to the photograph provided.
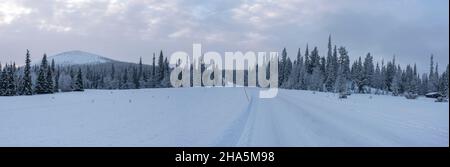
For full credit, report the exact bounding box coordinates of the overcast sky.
[0,0,448,73]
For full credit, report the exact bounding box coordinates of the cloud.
[0,0,447,73]
[0,1,32,25]
[168,28,191,38]
[38,20,72,32]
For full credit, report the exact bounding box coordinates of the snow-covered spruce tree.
[296,48,306,90]
[385,56,396,92]
[132,67,140,89]
[152,53,156,81]
[433,63,440,93]
[69,68,76,90]
[363,53,374,91]
[51,59,55,73]
[278,48,287,87]
[335,47,351,95]
[138,57,143,81]
[351,57,365,93]
[438,64,449,98]
[73,68,84,91]
[414,64,421,94]
[280,57,293,88]
[310,47,321,73]
[0,66,6,96]
[308,47,323,91]
[110,63,115,80]
[160,57,172,88]
[157,50,164,84]
[35,54,50,94]
[285,49,302,89]
[54,67,60,92]
[402,64,414,94]
[336,64,347,97]
[373,62,382,94]
[325,36,337,92]
[310,66,324,91]
[320,56,326,86]
[22,49,33,95]
[119,68,125,89]
[428,55,437,93]
[391,65,402,96]
[46,64,54,94]
[5,64,16,96]
[420,73,429,95]
[444,65,449,98]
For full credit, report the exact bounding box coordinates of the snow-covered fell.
[45,50,115,65]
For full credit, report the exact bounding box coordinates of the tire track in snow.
[213,91,255,146]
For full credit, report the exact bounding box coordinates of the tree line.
[0,36,449,98]
[278,36,449,98]
[0,50,172,96]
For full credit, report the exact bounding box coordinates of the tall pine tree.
[35,54,49,94]
[22,49,33,95]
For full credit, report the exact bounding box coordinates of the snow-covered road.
[0,88,448,146]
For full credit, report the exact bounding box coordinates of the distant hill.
[43,50,119,65]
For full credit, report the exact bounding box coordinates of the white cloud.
[231,0,338,28]
[0,0,447,73]
[0,1,32,25]
[38,20,72,32]
[168,28,191,38]
[105,0,128,16]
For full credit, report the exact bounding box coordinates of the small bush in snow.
[339,93,347,99]
[405,93,419,100]
[435,97,448,102]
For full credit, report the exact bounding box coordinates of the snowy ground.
[0,88,448,147]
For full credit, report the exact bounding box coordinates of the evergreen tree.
[5,64,16,96]
[279,48,287,86]
[157,50,164,83]
[373,62,382,93]
[22,49,33,95]
[284,57,292,85]
[0,66,6,96]
[325,36,337,91]
[285,48,303,89]
[391,65,401,96]
[310,47,321,73]
[428,55,437,92]
[304,44,311,74]
[386,56,396,91]
[420,73,429,95]
[363,53,374,88]
[336,63,347,94]
[46,64,54,93]
[160,57,172,87]
[335,47,350,94]
[54,67,60,92]
[152,53,156,78]
[35,54,49,94]
[121,68,129,89]
[73,68,84,91]
[441,65,449,97]
[132,67,140,89]
[138,57,143,80]
[111,63,115,80]
[338,47,350,80]
[51,59,55,73]
[351,57,365,93]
